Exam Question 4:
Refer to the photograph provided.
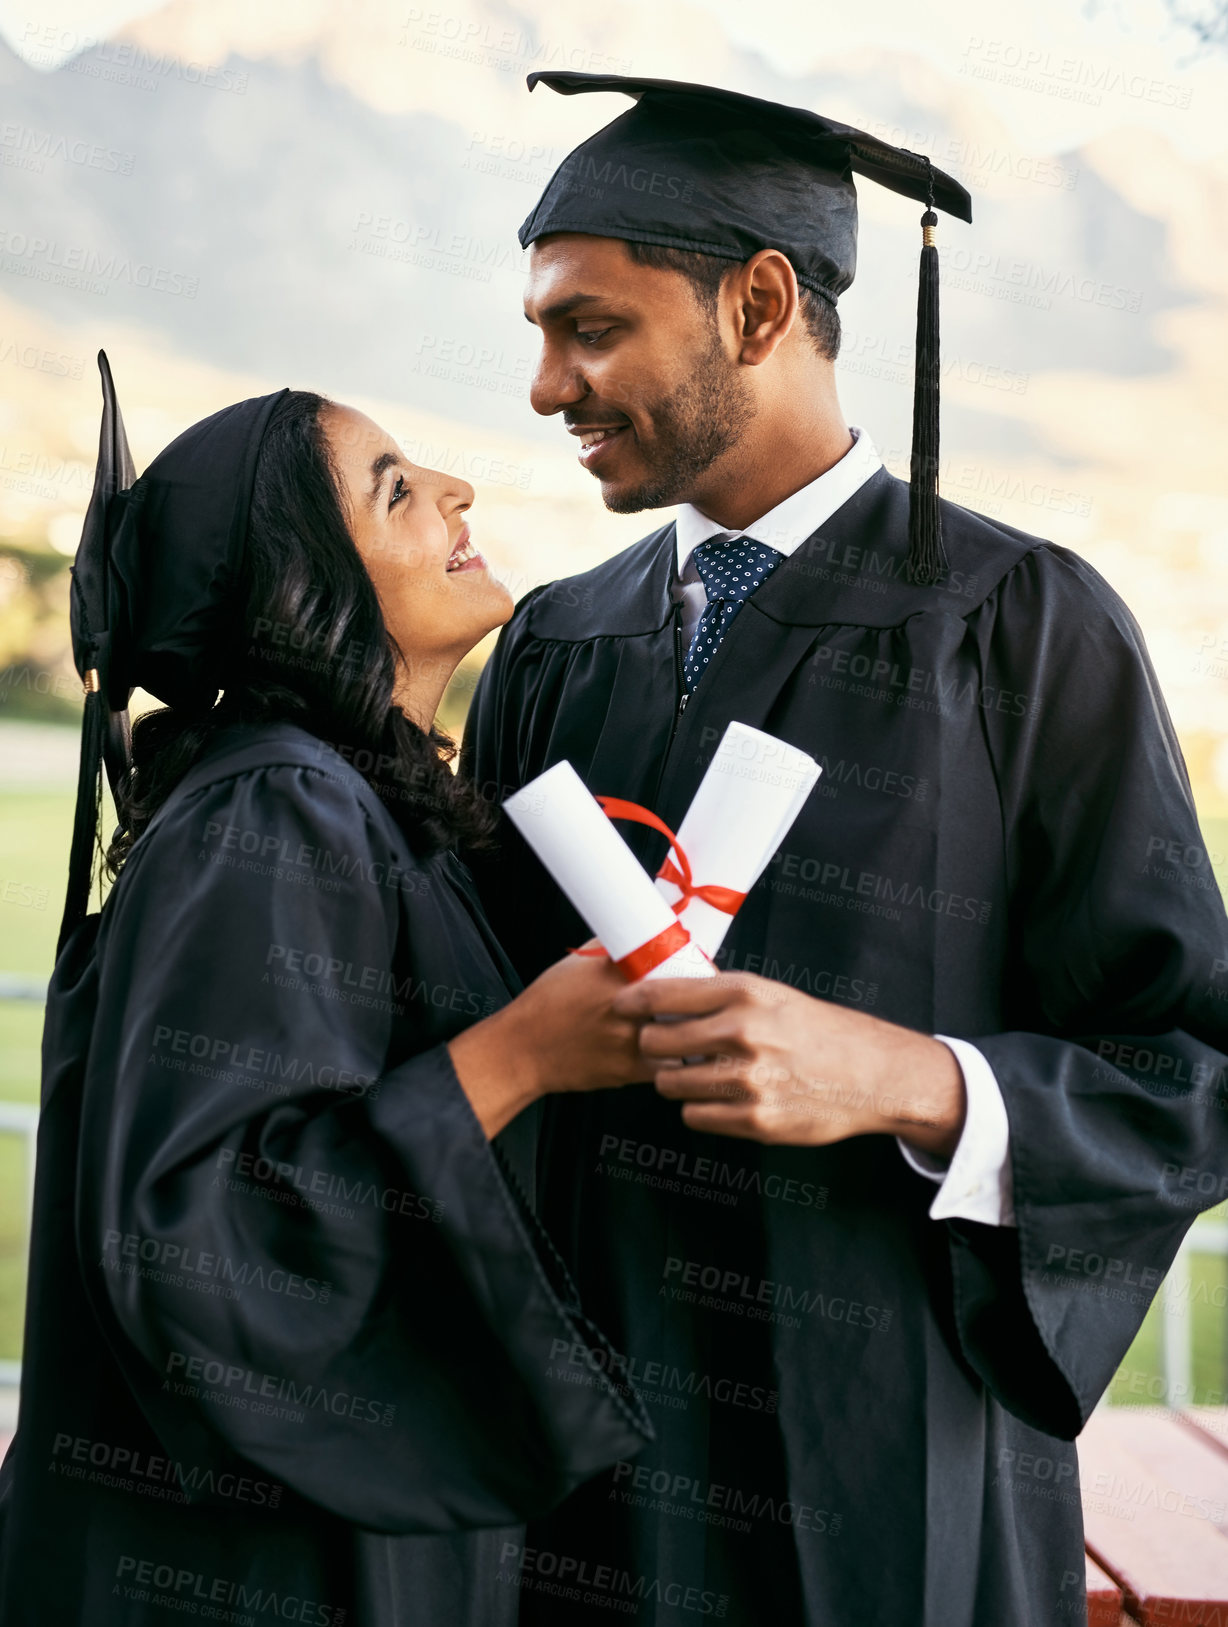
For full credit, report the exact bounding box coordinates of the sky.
[3,0,1227,154]
[0,0,1225,810]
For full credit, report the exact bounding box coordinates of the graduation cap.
[59,352,136,958]
[58,353,286,955]
[518,72,973,585]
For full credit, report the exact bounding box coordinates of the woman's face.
[321,403,514,712]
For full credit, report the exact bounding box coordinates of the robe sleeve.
[80,756,651,1533]
[951,544,1228,1436]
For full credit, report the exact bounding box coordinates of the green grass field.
[0,787,72,1361]
[1,758,1227,1381]
[1106,1233,1228,1407]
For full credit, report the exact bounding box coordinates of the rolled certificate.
[656,722,821,960]
[504,760,714,981]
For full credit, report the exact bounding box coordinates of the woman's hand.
[448,950,649,1137]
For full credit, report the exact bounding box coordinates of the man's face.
[523,234,755,513]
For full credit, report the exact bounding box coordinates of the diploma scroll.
[504,760,714,981]
[656,722,821,958]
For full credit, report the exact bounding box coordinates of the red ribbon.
[656,858,746,918]
[569,796,747,981]
[614,918,692,981]
[595,797,748,920]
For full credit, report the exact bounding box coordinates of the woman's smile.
[444,523,487,573]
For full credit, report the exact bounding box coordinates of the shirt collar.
[673,426,882,575]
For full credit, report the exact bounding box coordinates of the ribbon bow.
[570,796,746,980]
[594,798,746,919]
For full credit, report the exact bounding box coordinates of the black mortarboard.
[58,352,286,953]
[518,72,973,584]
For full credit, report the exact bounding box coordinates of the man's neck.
[683,408,854,532]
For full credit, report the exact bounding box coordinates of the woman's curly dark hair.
[106,390,494,873]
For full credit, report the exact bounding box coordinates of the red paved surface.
[1079,1408,1228,1626]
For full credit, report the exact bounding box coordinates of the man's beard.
[601,330,757,514]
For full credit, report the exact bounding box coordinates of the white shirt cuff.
[896,1037,1017,1227]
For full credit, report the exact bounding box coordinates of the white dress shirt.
[669,427,1016,1228]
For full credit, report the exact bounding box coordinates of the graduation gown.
[0,723,651,1627]
[461,466,1228,1627]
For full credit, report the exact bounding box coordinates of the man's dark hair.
[624,240,841,360]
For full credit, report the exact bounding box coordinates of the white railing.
[1160,1219,1228,1406]
[0,1100,37,1389]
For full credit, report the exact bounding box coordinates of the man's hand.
[611,972,966,1154]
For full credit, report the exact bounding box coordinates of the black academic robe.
[0,723,651,1627]
[461,466,1228,1627]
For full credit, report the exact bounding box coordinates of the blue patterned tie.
[683,535,784,693]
